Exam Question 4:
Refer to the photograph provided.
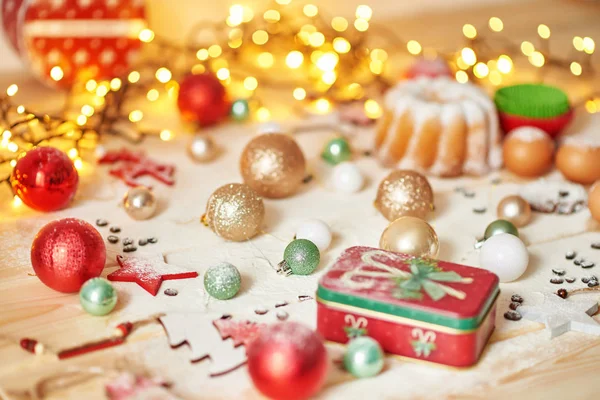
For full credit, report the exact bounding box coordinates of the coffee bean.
[473,207,487,214]
[302,174,314,184]
[123,245,137,253]
[107,235,119,244]
[464,190,476,198]
[558,190,570,198]
[581,261,595,269]
[298,295,313,302]
[147,237,158,244]
[509,302,521,310]
[138,238,148,246]
[164,288,178,296]
[454,187,465,194]
[275,301,288,308]
[363,150,372,157]
[565,277,576,283]
[109,226,121,233]
[565,251,576,260]
[254,307,268,315]
[588,281,599,288]
[504,311,522,321]
[96,219,108,227]
[592,242,600,250]
[123,238,133,246]
[511,294,524,303]
[276,310,289,321]
[552,269,566,276]
[574,258,583,266]
[550,277,564,284]
[582,277,591,284]
[490,178,502,185]
[557,289,568,299]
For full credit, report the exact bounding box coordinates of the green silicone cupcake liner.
[494,84,570,119]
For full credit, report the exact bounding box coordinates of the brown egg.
[589,181,600,223]
[503,127,555,178]
[556,138,600,185]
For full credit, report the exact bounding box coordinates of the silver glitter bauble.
[123,186,157,220]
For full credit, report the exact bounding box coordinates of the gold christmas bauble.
[374,170,434,221]
[379,216,439,258]
[189,135,218,162]
[203,183,265,241]
[240,133,306,199]
[123,186,157,220]
[496,195,532,228]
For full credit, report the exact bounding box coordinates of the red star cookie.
[108,158,176,187]
[98,148,143,164]
[108,254,198,296]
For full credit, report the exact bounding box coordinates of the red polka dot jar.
[1,0,146,88]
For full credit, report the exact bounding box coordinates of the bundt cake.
[375,77,502,177]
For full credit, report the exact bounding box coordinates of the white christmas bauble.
[257,122,283,135]
[479,233,529,282]
[295,219,332,251]
[332,162,364,193]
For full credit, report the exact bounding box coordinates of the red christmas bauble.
[177,73,230,126]
[11,147,79,212]
[1,0,146,88]
[246,322,328,400]
[31,218,106,293]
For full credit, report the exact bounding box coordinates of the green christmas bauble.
[343,337,385,378]
[283,239,320,275]
[204,262,242,300]
[321,137,351,165]
[484,219,519,240]
[79,278,118,316]
[230,99,250,122]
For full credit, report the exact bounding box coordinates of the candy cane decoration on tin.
[343,314,368,338]
[411,328,437,358]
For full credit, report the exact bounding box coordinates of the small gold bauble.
[239,133,306,199]
[203,183,265,242]
[189,135,218,162]
[123,186,157,220]
[497,195,532,228]
[379,216,439,258]
[374,170,434,221]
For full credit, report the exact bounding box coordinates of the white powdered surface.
[1,108,600,399]
[507,126,550,142]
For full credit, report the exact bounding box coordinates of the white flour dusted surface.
[1,119,599,399]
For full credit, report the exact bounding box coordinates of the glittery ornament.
[278,239,320,276]
[123,186,157,220]
[379,216,439,258]
[203,183,265,241]
[188,135,218,162]
[31,218,106,293]
[203,262,241,300]
[484,219,519,240]
[230,99,250,121]
[11,147,78,212]
[247,322,328,400]
[343,337,385,378]
[497,195,532,227]
[240,133,306,199]
[321,137,352,165]
[177,73,230,126]
[79,277,118,316]
[374,170,434,221]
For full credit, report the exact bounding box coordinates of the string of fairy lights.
[0,1,598,208]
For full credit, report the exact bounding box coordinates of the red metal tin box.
[316,246,499,367]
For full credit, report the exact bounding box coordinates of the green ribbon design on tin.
[341,251,473,302]
[392,258,472,301]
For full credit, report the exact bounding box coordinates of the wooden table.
[1,0,600,399]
